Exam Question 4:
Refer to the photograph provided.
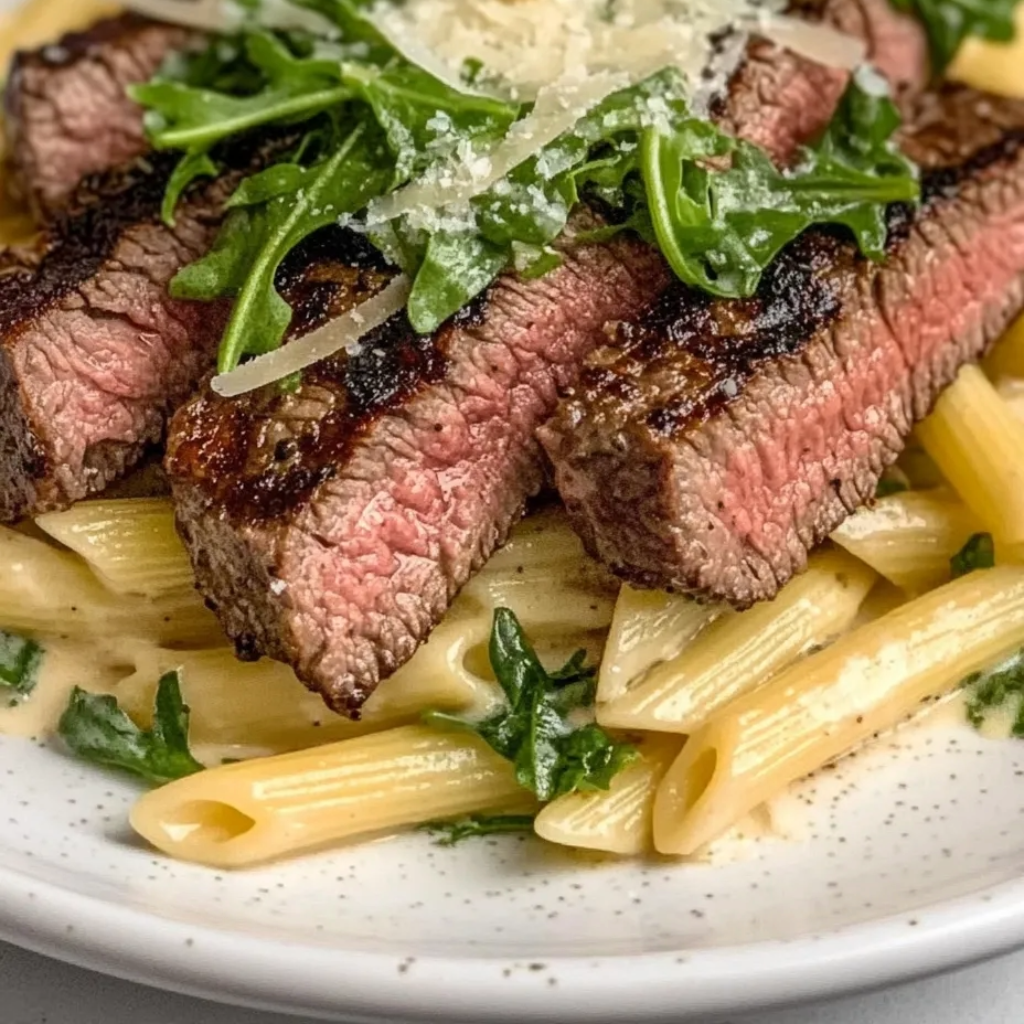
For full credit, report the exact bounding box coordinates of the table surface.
[0,941,1020,1024]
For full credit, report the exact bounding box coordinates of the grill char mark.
[542,88,1024,606]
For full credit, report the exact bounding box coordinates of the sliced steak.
[0,154,233,520]
[541,87,1024,607]
[4,14,193,219]
[166,2,927,716]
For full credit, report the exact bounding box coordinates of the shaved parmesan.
[751,11,867,71]
[365,70,629,231]
[369,0,784,101]
[122,0,333,35]
[211,275,412,398]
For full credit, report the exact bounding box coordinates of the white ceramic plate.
[4,706,1024,1022]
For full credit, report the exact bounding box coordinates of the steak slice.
[541,87,1024,607]
[166,1,926,716]
[4,14,193,220]
[0,154,233,521]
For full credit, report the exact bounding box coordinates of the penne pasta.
[36,499,194,595]
[917,365,1024,549]
[985,312,1024,382]
[653,565,1024,856]
[534,733,683,855]
[0,525,222,647]
[831,489,980,593]
[949,3,1024,99]
[460,508,618,635]
[596,584,718,706]
[0,0,120,70]
[597,548,875,735]
[116,618,503,755]
[130,725,533,868]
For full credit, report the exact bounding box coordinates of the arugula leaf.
[964,649,1024,737]
[340,62,518,184]
[58,671,204,786]
[0,631,43,700]
[428,609,636,802]
[643,67,920,299]
[891,0,1018,72]
[419,814,537,846]
[400,69,688,333]
[951,532,996,578]
[173,122,392,372]
[133,31,350,155]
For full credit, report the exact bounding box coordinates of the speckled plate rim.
[2,861,1024,1022]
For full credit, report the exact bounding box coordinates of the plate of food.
[2,0,1024,1019]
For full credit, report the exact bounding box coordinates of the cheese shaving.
[370,0,786,101]
[211,275,412,398]
[751,11,868,71]
[364,70,629,231]
[122,0,333,35]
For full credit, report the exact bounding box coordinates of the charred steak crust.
[167,219,671,715]
[165,0,928,717]
[4,14,193,220]
[541,88,1024,608]
[0,154,236,521]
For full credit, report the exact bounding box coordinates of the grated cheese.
[363,69,630,232]
[370,0,787,102]
[211,275,412,398]
[122,0,334,35]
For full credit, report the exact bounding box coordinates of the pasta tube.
[654,565,1024,856]
[0,0,120,70]
[460,508,618,634]
[534,734,682,855]
[598,548,875,734]
[118,617,502,753]
[597,585,718,705]
[831,490,980,593]
[36,499,193,595]
[985,312,1024,382]
[917,365,1024,548]
[131,726,531,868]
[0,526,222,646]
[950,3,1024,99]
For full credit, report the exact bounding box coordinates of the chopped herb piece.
[875,474,909,498]
[0,631,43,698]
[964,649,1024,737]
[419,814,537,846]
[891,0,1018,73]
[427,608,636,802]
[951,532,995,578]
[58,671,204,785]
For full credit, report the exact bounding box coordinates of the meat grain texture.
[166,0,926,715]
[542,88,1024,606]
[4,14,193,219]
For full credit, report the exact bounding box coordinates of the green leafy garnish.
[965,650,1024,737]
[174,123,393,372]
[428,608,637,802]
[58,671,204,785]
[0,631,43,701]
[875,476,909,498]
[135,6,920,381]
[419,814,537,846]
[642,67,920,299]
[951,532,995,578]
[891,0,1018,73]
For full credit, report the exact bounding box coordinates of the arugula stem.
[216,122,366,373]
[153,86,352,151]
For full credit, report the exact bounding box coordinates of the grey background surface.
[0,940,1017,1023]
